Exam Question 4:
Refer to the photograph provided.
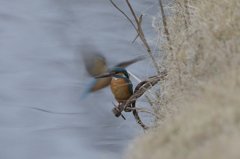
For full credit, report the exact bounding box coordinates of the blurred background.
[0,0,161,158]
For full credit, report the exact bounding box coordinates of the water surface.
[0,0,161,158]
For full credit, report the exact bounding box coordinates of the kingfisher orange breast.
[110,78,132,103]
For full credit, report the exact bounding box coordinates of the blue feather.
[80,78,98,99]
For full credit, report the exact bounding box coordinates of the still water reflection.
[0,0,160,158]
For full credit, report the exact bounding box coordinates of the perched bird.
[80,46,143,99]
[95,67,133,111]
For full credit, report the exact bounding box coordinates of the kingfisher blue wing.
[119,75,133,112]
[80,78,98,100]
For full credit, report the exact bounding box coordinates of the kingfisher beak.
[95,73,113,79]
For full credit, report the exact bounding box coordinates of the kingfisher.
[80,46,143,99]
[95,67,133,111]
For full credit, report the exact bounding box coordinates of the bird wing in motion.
[113,56,145,69]
[80,45,144,99]
[81,45,108,77]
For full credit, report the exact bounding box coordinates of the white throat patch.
[112,77,118,80]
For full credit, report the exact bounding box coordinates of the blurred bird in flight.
[80,44,143,99]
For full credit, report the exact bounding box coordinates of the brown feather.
[91,77,112,92]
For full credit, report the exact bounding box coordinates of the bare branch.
[125,0,139,25]
[110,0,137,31]
[132,14,143,43]
[110,0,160,75]
[126,0,161,76]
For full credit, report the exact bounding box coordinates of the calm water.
[0,0,161,158]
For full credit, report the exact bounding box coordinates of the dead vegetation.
[125,0,240,158]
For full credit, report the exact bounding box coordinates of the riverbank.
[126,0,240,158]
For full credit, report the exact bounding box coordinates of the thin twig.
[125,0,139,24]
[145,95,154,110]
[110,0,137,31]
[128,70,155,106]
[159,0,172,50]
[126,0,161,76]
[132,14,143,43]
[110,0,160,75]
[127,107,157,117]
[127,70,154,94]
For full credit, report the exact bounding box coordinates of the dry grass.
[125,0,240,158]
